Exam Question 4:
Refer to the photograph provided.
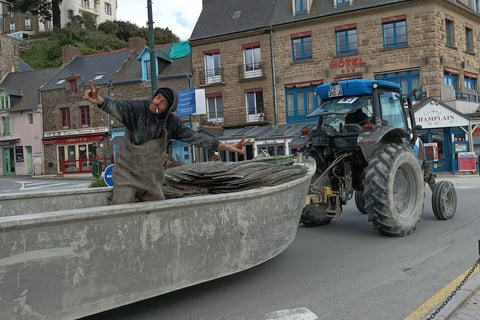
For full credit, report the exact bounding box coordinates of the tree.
[8,0,62,29]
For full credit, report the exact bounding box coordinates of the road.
[0,176,92,194]
[80,175,480,320]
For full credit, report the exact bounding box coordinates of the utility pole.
[147,0,157,96]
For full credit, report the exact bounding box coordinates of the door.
[2,147,15,175]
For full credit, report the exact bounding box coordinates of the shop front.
[43,135,113,174]
[414,98,470,173]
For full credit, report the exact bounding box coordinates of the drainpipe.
[270,28,278,125]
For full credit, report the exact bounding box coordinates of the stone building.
[189,0,480,172]
[0,0,42,37]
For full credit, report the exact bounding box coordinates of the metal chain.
[425,256,480,320]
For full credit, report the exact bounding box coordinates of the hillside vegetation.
[21,19,180,69]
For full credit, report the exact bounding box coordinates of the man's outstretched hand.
[83,80,104,105]
[219,137,251,154]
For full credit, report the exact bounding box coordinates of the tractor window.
[311,96,373,134]
[379,91,407,130]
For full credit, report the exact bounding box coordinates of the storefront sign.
[43,135,104,145]
[415,101,468,128]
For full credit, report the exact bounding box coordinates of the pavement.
[418,263,480,320]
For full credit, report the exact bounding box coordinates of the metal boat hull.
[0,161,313,319]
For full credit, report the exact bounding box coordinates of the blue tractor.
[295,79,457,236]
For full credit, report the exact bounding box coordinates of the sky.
[116,0,203,41]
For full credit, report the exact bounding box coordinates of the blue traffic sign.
[103,164,115,187]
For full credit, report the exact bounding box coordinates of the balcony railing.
[238,62,265,81]
[456,91,478,102]
[198,68,224,86]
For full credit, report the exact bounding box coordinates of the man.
[83,81,249,204]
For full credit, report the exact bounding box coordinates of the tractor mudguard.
[358,126,407,159]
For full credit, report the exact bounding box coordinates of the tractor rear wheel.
[364,144,425,236]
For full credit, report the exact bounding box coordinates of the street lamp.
[147,0,157,96]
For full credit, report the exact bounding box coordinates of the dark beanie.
[154,87,175,108]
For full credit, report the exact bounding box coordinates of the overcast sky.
[116,0,203,41]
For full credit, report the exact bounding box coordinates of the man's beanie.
[154,87,175,108]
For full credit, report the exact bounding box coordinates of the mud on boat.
[0,159,314,320]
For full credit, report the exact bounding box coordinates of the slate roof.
[42,49,133,91]
[190,0,276,41]
[0,68,59,112]
[190,0,430,41]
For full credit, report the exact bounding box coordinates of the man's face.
[149,93,169,114]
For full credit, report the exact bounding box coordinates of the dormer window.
[0,90,11,110]
[294,0,311,15]
[68,79,77,94]
[65,74,80,95]
[335,0,351,7]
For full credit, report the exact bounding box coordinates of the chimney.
[62,45,80,65]
[129,37,147,53]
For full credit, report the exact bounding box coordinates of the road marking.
[405,265,480,320]
[16,181,70,191]
[265,307,318,320]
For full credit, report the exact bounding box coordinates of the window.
[258,144,285,156]
[466,27,474,53]
[105,3,112,15]
[68,79,77,94]
[204,51,222,84]
[295,0,308,14]
[375,69,420,97]
[336,27,358,56]
[60,108,70,128]
[0,91,10,110]
[243,44,262,78]
[27,113,33,125]
[464,75,477,91]
[245,89,264,122]
[446,19,455,47]
[292,35,312,62]
[336,0,350,6]
[286,86,319,123]
[9,23,15,32]
[80,106,90,127]
[82,0,89,9]
[444,71,459,91]
[1,116,10,136]
[382,19,407,48]
[206,94,224,123]
[25,18,32,31]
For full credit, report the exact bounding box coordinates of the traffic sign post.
[103,164,115,187]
